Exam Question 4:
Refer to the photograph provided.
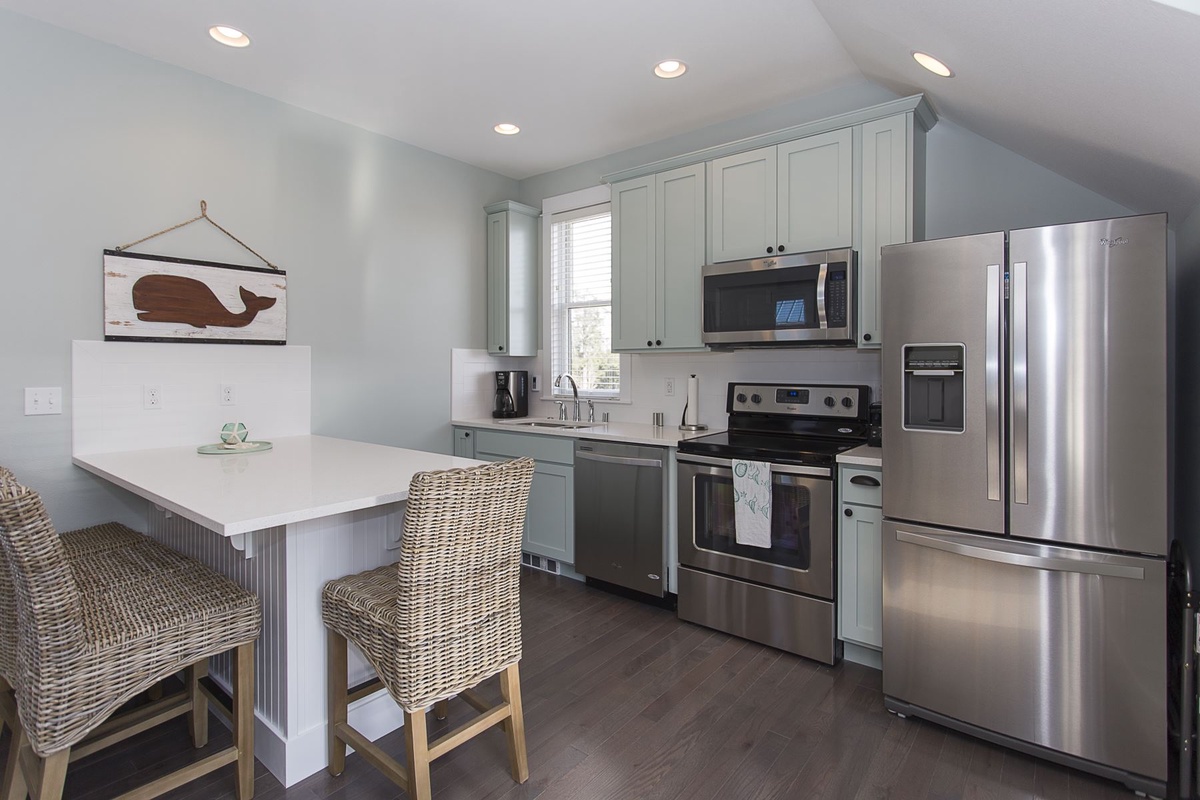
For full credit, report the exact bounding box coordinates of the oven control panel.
[727,383,869,419]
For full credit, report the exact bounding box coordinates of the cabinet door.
[655,164,706,350]
[838,501,883,649]
[452,427,475,459]
[777,128,853,254]
[709,146,777,263]
[611,176,656,352]
[859,115,911,348]
[525,461,574,564]
[486,211,509,354]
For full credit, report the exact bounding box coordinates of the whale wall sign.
[103,250,286,344]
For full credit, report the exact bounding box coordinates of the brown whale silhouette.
[132,275,277,329]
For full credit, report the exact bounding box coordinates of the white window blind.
[549,204,621,399]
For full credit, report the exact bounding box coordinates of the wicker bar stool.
[322,457,536,800]
[0,473,261,800]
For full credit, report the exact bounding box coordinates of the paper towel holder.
[678,406,709,432]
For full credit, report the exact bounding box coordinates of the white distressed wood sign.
[103,250,287,344]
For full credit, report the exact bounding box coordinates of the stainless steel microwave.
[701,248,856,347]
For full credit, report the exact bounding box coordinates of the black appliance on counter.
[675,382,870,665]
[492,370,528,419]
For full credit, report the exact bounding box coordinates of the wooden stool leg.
[233,641,255,800]
[326,630,348,777]
[433,699,449,721]
[187,659,210,748]
[0,716,27,800]
[403,708,432,800]
[498,663,529,783]
[35,748,70,800]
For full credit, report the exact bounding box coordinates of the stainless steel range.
[676,382,870,665]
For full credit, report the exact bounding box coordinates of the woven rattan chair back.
[0,466,19,680]
[393,456,535,710]
[0,479,89,752]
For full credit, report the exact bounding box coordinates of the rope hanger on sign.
[113,200,281,271]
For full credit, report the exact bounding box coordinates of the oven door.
[678,454,834,599]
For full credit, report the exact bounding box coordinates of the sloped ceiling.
[2,0,1198,221]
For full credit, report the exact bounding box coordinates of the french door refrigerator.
[880,213,1169,796]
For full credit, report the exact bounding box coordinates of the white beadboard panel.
[146,505,288,734]
[72,340,311,456]
[285,504,405,738]
[450,348,537,420]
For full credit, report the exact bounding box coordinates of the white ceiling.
[3,0,1199,221]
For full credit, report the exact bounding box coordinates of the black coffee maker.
[492,371,529,419]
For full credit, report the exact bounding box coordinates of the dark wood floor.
[4,568,1144,799]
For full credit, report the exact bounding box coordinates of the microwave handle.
[816,263,829,329]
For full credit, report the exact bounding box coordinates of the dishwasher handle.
[575,450,662,469]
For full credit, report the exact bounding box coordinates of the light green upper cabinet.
[855,114,925,348]
[709,128,851,263]
[708,147,776,263]
[777,129,853,254]
[485,200,539,356]
[612,164,707,352]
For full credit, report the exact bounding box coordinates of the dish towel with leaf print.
[732,459,772,548]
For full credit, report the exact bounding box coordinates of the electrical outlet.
[24,387,62,416]
[665,378,676,397]
[220,384,236,406]
[143,384,162,410]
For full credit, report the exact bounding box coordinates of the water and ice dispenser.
[902,345,965,432]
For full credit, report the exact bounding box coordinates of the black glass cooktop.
[677,430,860,467]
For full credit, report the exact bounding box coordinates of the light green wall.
[0,10,517,529]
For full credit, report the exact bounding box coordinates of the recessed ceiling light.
[209,25,250,48]
[912,51,953,77]
[494,123,520,135]
[654,59,688,79]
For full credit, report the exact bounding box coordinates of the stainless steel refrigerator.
[880,213,1169,796]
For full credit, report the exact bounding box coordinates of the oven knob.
[736,393,747,404]
[750,394,762,404]
[823,396,836,408]
[841,397,853,408]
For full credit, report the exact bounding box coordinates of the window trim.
[540,185,632,405]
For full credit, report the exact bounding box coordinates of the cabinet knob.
[655,340,662,346]
[464,432,470,437]
[863,334,872,342]
[778,245,786,253]
[844,508,853,517]
[498,345,504,351]
[766,246,774,254]
[647,340,653,347]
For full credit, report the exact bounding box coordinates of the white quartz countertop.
[451,417,722,448]
[836,444,883,467]
[73,435,482,536]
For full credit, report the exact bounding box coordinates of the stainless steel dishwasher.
[573,439,668,597]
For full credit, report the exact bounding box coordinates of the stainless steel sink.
[498,420,593,430]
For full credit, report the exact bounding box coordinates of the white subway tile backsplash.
[73,341,311,455]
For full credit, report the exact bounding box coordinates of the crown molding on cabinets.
[602,95,938,186]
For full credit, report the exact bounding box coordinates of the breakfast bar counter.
[73,435,482,787]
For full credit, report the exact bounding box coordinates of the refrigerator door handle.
[1011,260,1029,504]
[894,530,1145,580]
[986,263,1002,502]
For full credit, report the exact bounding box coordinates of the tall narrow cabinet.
[485,200,539,356]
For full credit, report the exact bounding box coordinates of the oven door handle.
[676,453,831,478]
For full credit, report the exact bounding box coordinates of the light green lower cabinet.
[454,427,574,565]
[838,464,883,651]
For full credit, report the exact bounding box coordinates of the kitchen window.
[544,189,629,402]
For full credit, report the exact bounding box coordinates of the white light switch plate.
[24,387,62,416]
